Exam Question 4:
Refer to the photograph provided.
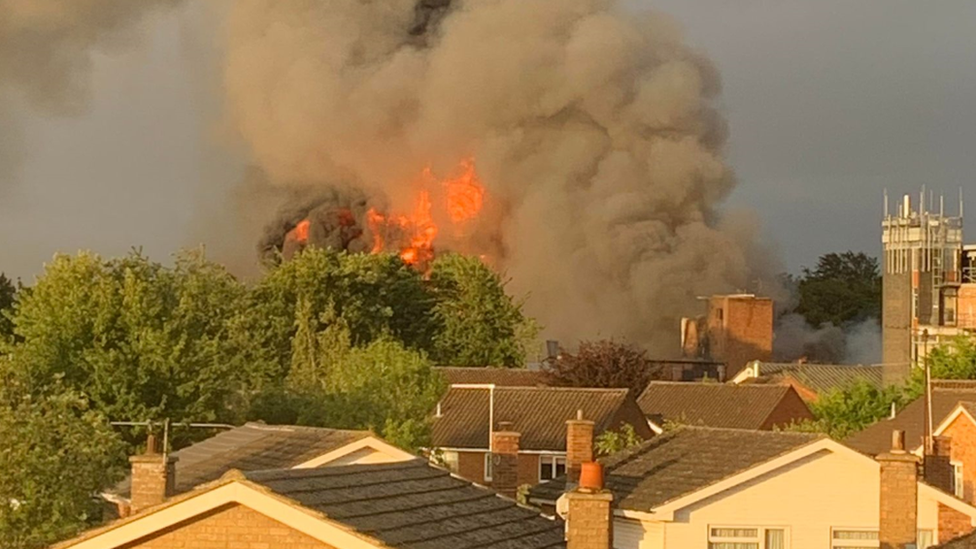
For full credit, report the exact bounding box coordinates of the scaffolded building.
[882,189,973,381]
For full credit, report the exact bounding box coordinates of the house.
[529,426,976,548]
[938,529,976,548]
[846,381,976,457]
[431,385,653,492]
[57,457,568,549]
[435,366,550,386]
[732,360,885,401]
[636,381,814,432]
[104,422,414,516]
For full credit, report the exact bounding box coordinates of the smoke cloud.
[0,0,182,184]
[223,0,765,354]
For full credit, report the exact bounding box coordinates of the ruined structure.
[681,294,774,379]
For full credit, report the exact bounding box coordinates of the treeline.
[0,248,536,547]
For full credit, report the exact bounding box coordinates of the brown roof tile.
[845,382,976,455]
[528,427,822,510]
[246,459,565,549]
[432,386,652,451]
[636,382,813,430]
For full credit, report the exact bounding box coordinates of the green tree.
[0,387,125,549]
[0,273,15,340]
[250,315,445,451]
[427,254,537,367]
[3,250,248,434]
[545,339,663,395]
[595,423,644,456]
[904,336,976,399]
[795,251,881,327]
[239,248,435,386]
[782,378,905,439]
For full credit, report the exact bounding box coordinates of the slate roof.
[636,382,813,430]
[845,381,976,455]
[246,459,565,549]
[436,367,549,387]
[432,386,651,451]
[528,427,822,511]
[110,422,371,497]
[747,362,884,394]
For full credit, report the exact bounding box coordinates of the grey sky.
[1,1,974,282]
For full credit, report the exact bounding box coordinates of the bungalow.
[636,381,814,432]
[431,385,653,493]
[529,426,976,548]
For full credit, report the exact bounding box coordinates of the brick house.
[529,426,976,548]
[431,386,653,490]
[103,422,414,516]
[732,361,885,402]
[56,458,569,549]
[637,381,814,431]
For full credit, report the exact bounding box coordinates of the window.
[439,451,459,473]
[540,455,567,481]
[953,462,965,499]
[708,527,786,549]
[831,528,877,549]
[918,529,934,549]
[484,453,492,482]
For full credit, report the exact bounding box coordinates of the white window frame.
[707,525,789,549]
[953,461,965,499]
[830,527,878,548]
[439,450,459,473]
[484,452,492,482]
[539,454,567,481]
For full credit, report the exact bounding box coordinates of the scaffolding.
[881,187,963,280]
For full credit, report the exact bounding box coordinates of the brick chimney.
[566,409,594,483]
[129,434,178,514]
[924,435,953,494]
[565,462,613,549]
[878,430,918,549]
[491,421,520,499]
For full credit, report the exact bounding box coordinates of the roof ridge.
[450,385,627,393]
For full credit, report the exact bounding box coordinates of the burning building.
[681,294,774,379]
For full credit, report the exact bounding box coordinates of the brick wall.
[882,271,912,380]
[566,491,613,549]
[491,430,520,499]
[518,453,539,487]
[707,296,773,378]
[456,451,486,484]
[959,284,976,329]
[566,418,594,483]
[878,451,918,549]
[939,503,975,544]
[120,503,332,549]
[942,412,976,503]
[760,387,815,430]
[129,455,177,514]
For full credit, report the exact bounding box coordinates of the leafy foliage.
[545,339,663,395]
[595,423,644,456]
[0,388,125,549]
[0,273,15,340]
[3,250,247,430]
[782,378,906,439]
[795,251,881,327]
[904,336,976,400]
[427,254,537,367]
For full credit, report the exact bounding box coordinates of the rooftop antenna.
[884,188,889,218]
[920,184,926,215]
[961,187,965,219]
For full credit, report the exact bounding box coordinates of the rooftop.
[743,362,884,395]
[435,367,549,387]
[636,381,813,430]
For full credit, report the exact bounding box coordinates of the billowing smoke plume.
[0,0,181,183]
[224,0,764,354]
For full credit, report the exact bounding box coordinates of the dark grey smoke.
[410,0,453,36]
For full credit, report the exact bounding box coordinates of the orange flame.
[445,159,485,224]
[292,219,311,243]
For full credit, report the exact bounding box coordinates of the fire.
[366,158,484,268]
[293,219,310,243]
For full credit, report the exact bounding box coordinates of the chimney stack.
[566,410,594,483]
[878,430,918,549]
[491,421,520,499]
[924,435,953,494]
[565,462,613,549]
[129,434,178,514]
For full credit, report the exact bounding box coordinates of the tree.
[782,378,905,439]
[3,250,248,436]
[427,254,538,367]
[905,336,976,399]
[795,251,881,327]
[0,387,125,549]
[595,423,644,456]
[250,315,445,451]
[545,339,663,395]
[238,248,436,386]
[0,273,15,340]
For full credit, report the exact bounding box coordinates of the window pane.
[540,462,554,480]
[555,459,566,477]
[765,529,785,549]
[833,530,878,540]
[708,544,758,549]
[710,528,758,538]
[918,529,934,549]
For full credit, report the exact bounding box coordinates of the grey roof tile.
[750,362,884,394]
[636,382,813,430]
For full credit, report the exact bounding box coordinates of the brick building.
[681,294,774,379]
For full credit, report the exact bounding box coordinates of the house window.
[830,528,878,548]
[708,526,787,549]
[954,462,965,499]
[918,529,934,549]
[540,455,567,481]
[484,453,492,482]
[439,451,459,473]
